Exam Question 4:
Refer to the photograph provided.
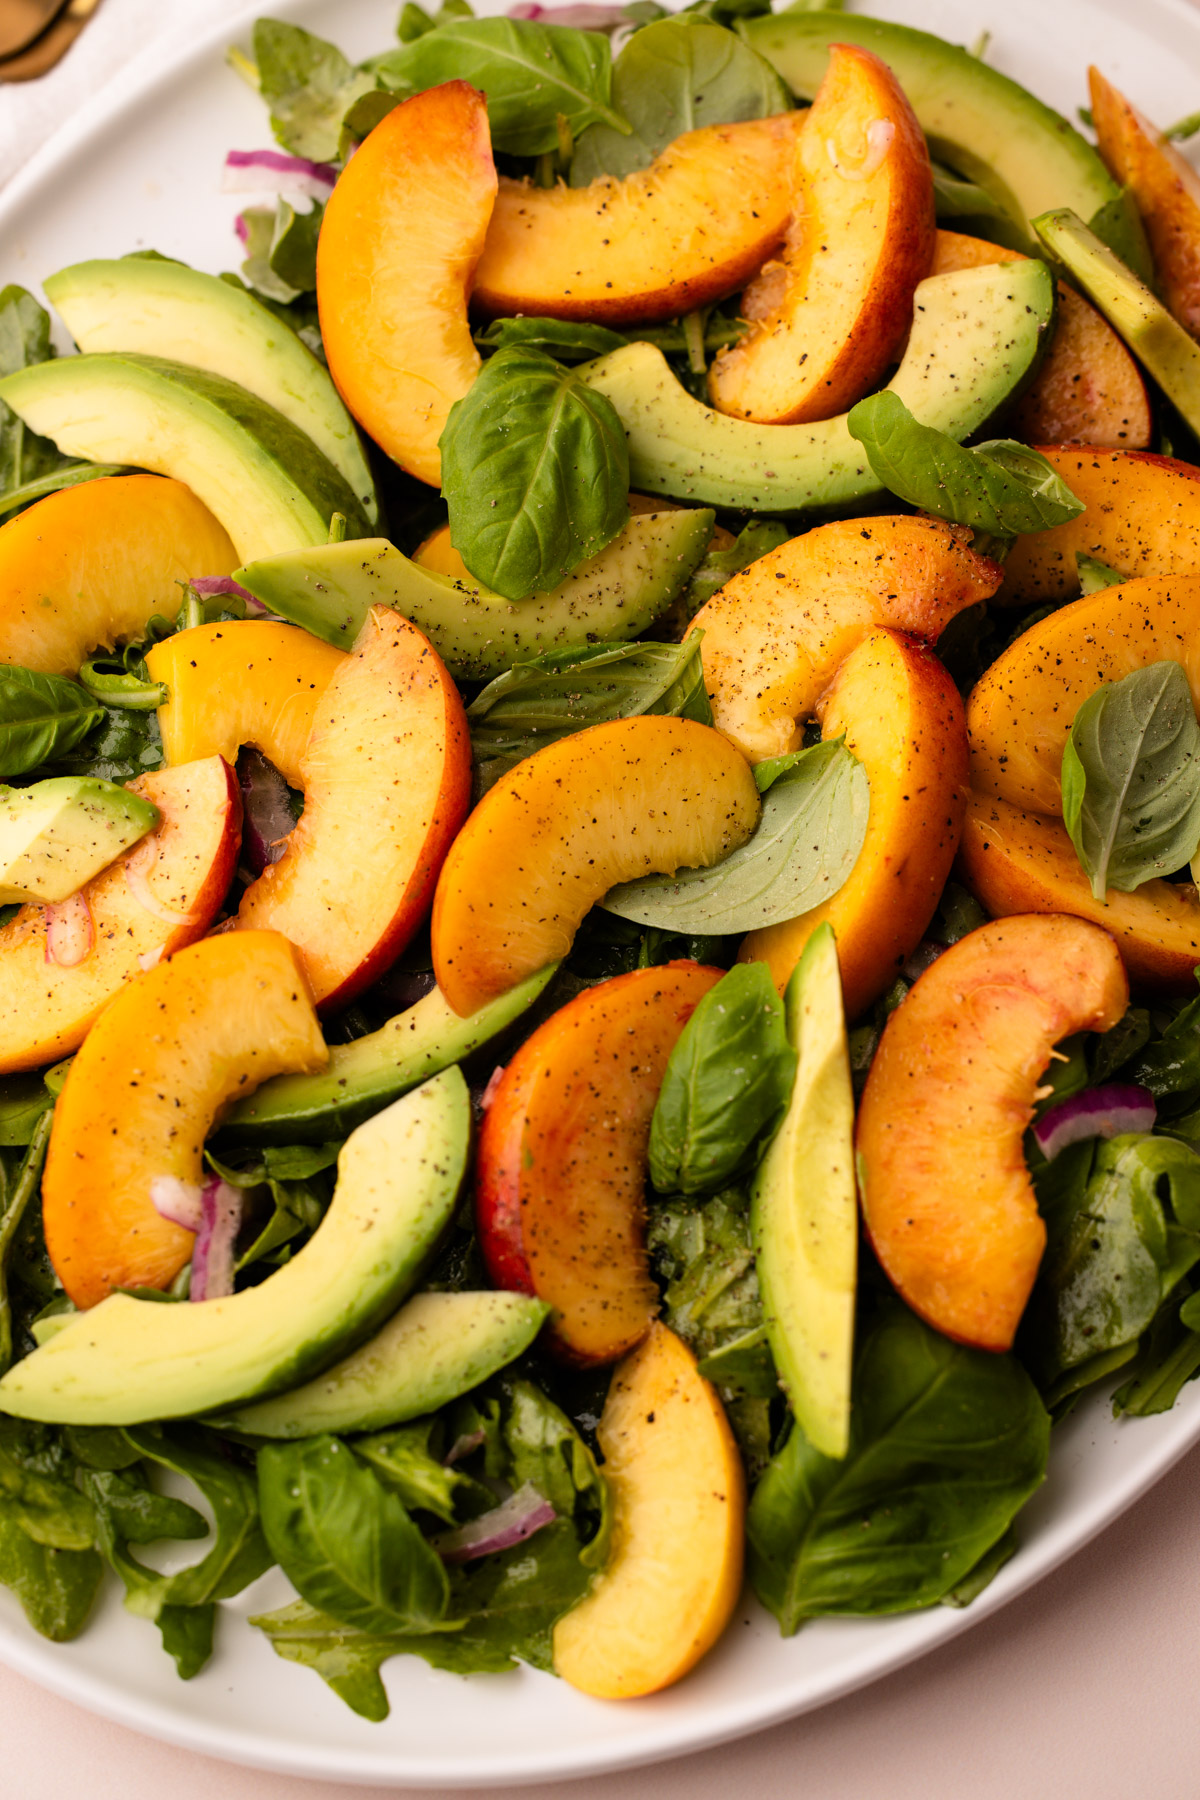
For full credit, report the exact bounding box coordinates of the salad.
[0,0,1198,1740]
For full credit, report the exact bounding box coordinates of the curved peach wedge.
[0,474,236,675]
[146,621,343,788]
[472,114,799,327]
[431,715,760,1017]
[553,1321,744,1698]
[0,756,241,1075]
[237,605,470,1013]
[42,930,326,1310]
[317,81,497,489]
[690,515,1001,763]
[741,626,969,1019]
[856,914,1128,1352]
[708,43,934,426]
[475,963,722,1366]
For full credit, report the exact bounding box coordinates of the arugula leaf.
[0,1418,94,1550]
[847,391,1085,537]
[370,18,630,157]
[1111,1275,1200,1416]
[748,1303,1050,1630]
[1060,661,1200,899]
[0,1514,102,1641]
[649,963,795,1195]
[0,1073,53,1148]
[0,1114,51,1377]
[354,1420,472,1525]
[250,20,376,162]
[681,518,790,616]
[0,287,79,505]
[440,346,629,601]
[930,162,1021,235]
[1086,188,1156,289]
[1126,977,1200,1112]
[602,736,868,934]
[0,668,104,780]
[474,316,628,363]
[569,15,788,185]
[0,462,130,521]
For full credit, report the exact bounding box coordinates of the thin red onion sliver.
[1033,1083,1157,1162]
[222,148,337,201]
[150,1174,205,1234]
[443,1428,486,1468]
[190,577,257,604]
[234,212,250,246]
[434,1483,556,1564]
[124,842,199,928]
[190,1177,244,1302]
[44,893,94,968]
[479,1066,506,1112]
[508,2,631,25]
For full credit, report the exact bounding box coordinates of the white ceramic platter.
[3,0,1200,1785]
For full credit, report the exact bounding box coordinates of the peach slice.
[0,756,240,1075]
[431,715,760,1017]
[1090,67,1200,341]
[931,230,1151,449]
[1001,448,1200,604]
[236,605,470,1013]
[317,81,497,490]
[146,621,343,788]
[856,914,1128,1352]
[475,963,722,1366]
[708,44,934,426]
[689,514,1001,763]
[472,114,800,327]
[740,626,968,1019]
[552,1321,744,1697]
[0,473,236,675]
[42,930,326,1310]
[960,793,1200,994]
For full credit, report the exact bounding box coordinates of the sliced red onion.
[222,148,338,201]
[124,841,199,928]
[235,212,250,246]
[479,1065,506,1112]
[508,1,631,25]
[442,1428,486,1468]
[189,576,257,604]
[433,1483,556,1564]
[190,1178,245,1302]
[137,945,165,973]
[1033,1082,1158,1161]
[44,893,94,968]
[150,1174,204,1234]
[237,747,297,876]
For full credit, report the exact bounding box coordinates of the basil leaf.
[474,316,628,363]
[847,391,1085,536]
[602,736,868,934]
[748,1303,1050,1629]
[0,667,105,779]
[251,20,376,162]
[1060,661,1200,900]
[681,518,789,616]
[370,19,630,157]
[440,346,629,601]
[569,15,789,185]
[649,963,796,1195]
[0,287,79,505]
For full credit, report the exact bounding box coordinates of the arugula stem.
[534,151,557,189]
[682,310,708,376]
[0,1109,53,1378]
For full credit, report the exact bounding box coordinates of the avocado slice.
[750,923,856,1460]
[0,1068,469,1425]
[212,1291,548,1438]
[740,10,1118,244]
[581,262,1054,513]
[0,776,158,904]
[0,353,371,563]
[223,964,557,1144]
[234,509,715,681]
[45,259,378,525]
[1034,208,1200,439]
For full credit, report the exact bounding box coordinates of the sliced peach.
[856,914,1128,1352]
[1090,67,1200,340]
[431,715,760,1017]
[553,1321,744,1697]
[708,44,934,426]
[317,81,497,489]
[740,627,968,1019]
[146,621,343,788]
[689,515,1001,763]
[472,114,800,327]
[475,963,722,1365]
[931,230,1150,449]
[236,606,470,1012]
[960,794,1200,994]
[0,757,240,1075]
[42,931,326,1310]
[0,474,236,675]
[1001,448,1200,604]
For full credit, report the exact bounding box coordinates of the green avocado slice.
[0,776,158,904]
[0,1069,469,1426]
[579,262,1054,514]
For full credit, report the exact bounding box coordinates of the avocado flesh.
[750,923,856,1460]
[0,776,158,904]
[740,9,1118,242]
[0,353,371,563]
[223,964,557,1144]
[581,262,1054,514]
[1034,208,1200,439]
[235,508,715,682]
[213,1291,548,1438]
[45,258,378,524]
[0,1069,469,1425]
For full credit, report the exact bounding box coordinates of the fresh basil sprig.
[0,667,104,779]
[847,390,1086,538]
[1060,661,1200,900]
[440,346,629,601]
